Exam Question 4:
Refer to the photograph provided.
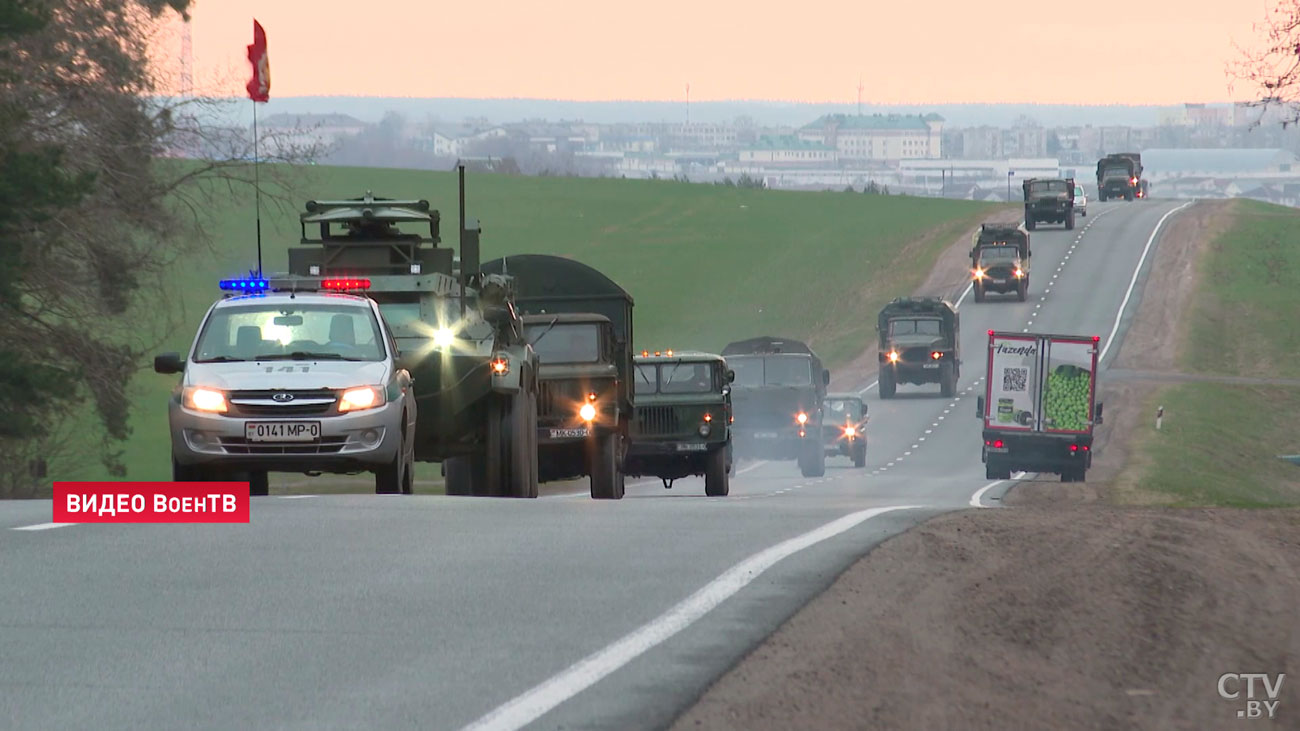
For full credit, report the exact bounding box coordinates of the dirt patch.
[829,205,1021,392]
[671,506,1300,731]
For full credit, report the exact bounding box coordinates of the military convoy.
[1021,177,1076,230]
[285,169,542,498]
[623,350,734,496]
[722,336,831,477]
[971,223,1031,303]
[480,255,635,500]
[877,297,960,398]
[1096,153,1147,201]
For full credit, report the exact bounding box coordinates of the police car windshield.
[194,303,386,362]
[527,323,601,364]
[890,318,942,336]
[728,355,811,387]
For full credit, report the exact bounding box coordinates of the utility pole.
[685,82,690,125]
[857,76,864,116]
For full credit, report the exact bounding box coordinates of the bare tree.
[1229,0,1300,128]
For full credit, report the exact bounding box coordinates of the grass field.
[1121,200,1300,507]
[49,163,998,486]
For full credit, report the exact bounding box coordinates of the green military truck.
[877,297,960,399]
[480,254,634,500]
[1096,152,1146,201]
[822,393,867,468]
[1022,177,1076,230]
[722,336,830,477]
[971,223,1031,303]
[624,350,734,496]
[286,168,541,498]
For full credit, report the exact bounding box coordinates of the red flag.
[246,20,270,102]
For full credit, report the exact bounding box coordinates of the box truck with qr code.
[974,330,1104,482]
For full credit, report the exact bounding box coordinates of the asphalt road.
[0,198,1191,731]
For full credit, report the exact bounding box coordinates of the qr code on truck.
[1002,367,1028,392]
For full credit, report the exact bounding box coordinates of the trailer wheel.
[704,446,729,496]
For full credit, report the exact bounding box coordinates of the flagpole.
[253,98,263,278]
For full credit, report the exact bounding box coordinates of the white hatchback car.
[154,276,417,496]
[1074,183,1088,216]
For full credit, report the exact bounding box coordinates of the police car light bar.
[219,277,270,293]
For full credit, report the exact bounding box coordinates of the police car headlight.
[339,386,385,413]
[184,387,227,413]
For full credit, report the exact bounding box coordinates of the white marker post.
[1156,405,1164,431]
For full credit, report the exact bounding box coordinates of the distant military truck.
[1022,177,1076,230]
[286,169,540,498]
[822,393,868,468]
[1096,153,1144,201]
[877,297,960,399]
[971,223,1031,303]
[624,350,734,496]
[480,254,634,500]
[722,336,830,477]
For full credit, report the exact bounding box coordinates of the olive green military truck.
[286,168,541,498]
[971,223,1031,303]
[722,336,831,477]
[1022,177,1076,231]
[624,350,734,496]
[877,297,960,399]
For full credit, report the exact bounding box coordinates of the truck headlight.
[433,328,455,348]
[579,402,596,421]
[844,425,856,437]
[184,386,227,413]
[339,386,385,413]
[796,412,808,425]
[887,351,899,363]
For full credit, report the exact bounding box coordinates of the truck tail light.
[931,351,942,360]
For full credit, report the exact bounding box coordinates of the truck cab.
[722,336,831,477]
[877,297,960,398]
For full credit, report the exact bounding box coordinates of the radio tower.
[857,75,864,116]
[180,19,193,96]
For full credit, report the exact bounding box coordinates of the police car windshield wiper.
[201,355,245,363]
[255,351,351,361]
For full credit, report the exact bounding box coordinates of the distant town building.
[738,135,837,166]
[797,113,944,161]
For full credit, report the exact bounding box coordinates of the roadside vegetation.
[1122,200,1300,506]
[36,163,996,489]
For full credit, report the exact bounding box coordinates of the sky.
[151,0,1279,105]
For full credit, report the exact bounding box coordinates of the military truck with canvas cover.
[975,331,1105,483]
[625,350,734,496]
[285,169,541,498]
[1022,177,1075,230]
[822,393,867,468]
[722,336,830,477]
[1095,153,1146,201]
[971,223,1031,303]
[480,254,634,500]
[877,297,960,398]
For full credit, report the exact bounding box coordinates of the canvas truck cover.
[722,336,816,358]
[971,224,1030,261]
[982,331,1100,435]
[480,254,633,347]
[877,297,958,339]
[1096,153,1142,179]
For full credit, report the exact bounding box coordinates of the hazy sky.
[154,0,1276,105]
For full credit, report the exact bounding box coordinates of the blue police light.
[219,277,269,293]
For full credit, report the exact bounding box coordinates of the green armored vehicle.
[480,255,635,500]
[286,167,541,498]
[822,393,867,468]
[877,297,960,399]
[971,223,1031,303]
[625,350,734,496]
[1022,177,1075,230]
[723,336,831,477]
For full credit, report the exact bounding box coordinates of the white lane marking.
[968,471,1028,507]
[461,504,921,731]
[1099,200,1195,364]
[924,429,933,434]
[12,523,74,532]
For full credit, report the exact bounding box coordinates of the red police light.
[321,278,371,291]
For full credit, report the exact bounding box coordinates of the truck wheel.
[1065,210,1075,230]
[496,390,538,499]
[985,462,1012,480]
[443,457,478,496]
[588,431,624,500]
[853,442,867,468]
[704,447,729,496]
[1025,218,1036,231]
[799,438,826,477]
[1125,190,1134,201]
[973,283,985,303]
[939,362,956,398]
[878,369,896,399]
[1017,280,1028,302]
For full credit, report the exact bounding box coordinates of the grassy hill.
[58,164,998,484]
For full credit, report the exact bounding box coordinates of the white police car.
[154,276,417,496]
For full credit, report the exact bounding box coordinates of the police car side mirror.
[975,395,985,418]
[154,352,183,375]
[823,369,831,386]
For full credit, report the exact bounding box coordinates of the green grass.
[1120,199,1300,507]
[1122,384,1300,507]
[48,163,998,486]
[1183,200,1300,379]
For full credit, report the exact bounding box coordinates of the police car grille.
[228,389,337,417]
[636,406,680,436]
[218,436,349,455]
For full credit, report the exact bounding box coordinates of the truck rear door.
[1041,335,1099,434]
[983,333,1044,431]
